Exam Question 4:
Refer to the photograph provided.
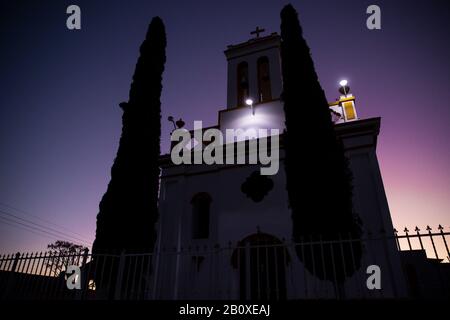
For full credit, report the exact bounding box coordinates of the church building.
[153,30,407,299]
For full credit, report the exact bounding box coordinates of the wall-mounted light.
[245,98,255,115]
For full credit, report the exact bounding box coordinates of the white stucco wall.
[219,100,285,140]
[152,118,407,299]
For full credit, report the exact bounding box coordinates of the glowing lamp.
[245,98,255,115]
[339,79,350,96]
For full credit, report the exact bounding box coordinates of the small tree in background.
[280,4,362,294]
[46,240,88,276]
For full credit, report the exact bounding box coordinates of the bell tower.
[218,28,285,136]
[224,28,282,109]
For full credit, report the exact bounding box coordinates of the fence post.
[415,227,424,251]
[438,225,450,261]
[10,252,20,272]
[245,242,251,300]
[2,252,21,299]
[152,246,163,300]
[393,229,400,250]
[114,251,126,300]
[404,228,412,250]
[426,226,439,259]
[81,248,89,267]
[76,248,89,300]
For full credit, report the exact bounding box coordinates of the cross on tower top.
[250,26,265,38]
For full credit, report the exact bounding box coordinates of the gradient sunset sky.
[0,0,449,253]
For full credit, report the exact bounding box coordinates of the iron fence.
[394,225,450,262]
[0,225,449,300]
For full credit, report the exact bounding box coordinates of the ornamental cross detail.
[250,26,265,38]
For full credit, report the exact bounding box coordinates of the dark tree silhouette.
[280,4,362,292]
[93,17,166,255]
[91,17,166,298]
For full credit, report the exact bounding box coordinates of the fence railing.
[394,225,450,262]
[0,226,449,300]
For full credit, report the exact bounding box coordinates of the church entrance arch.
[231,232,290,300]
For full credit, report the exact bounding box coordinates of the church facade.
[153,32,407,299]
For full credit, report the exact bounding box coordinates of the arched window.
[237,61,249,107]
[257,56,272,103]
[191,193,212,239]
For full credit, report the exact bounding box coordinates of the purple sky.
[1,0,449,253]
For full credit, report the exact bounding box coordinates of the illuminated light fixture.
[339,79,350,96]
[245,98,255,115]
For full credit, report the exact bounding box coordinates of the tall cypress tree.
[93,17,166,256]
[280,4,362,289]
